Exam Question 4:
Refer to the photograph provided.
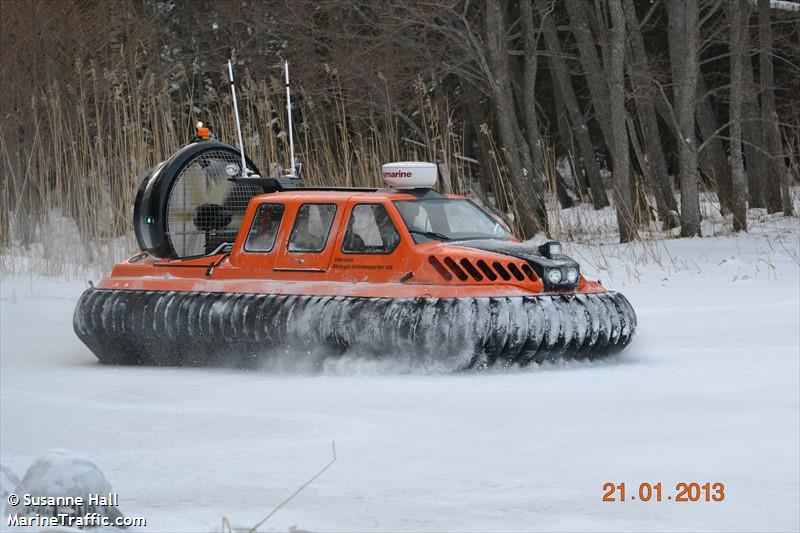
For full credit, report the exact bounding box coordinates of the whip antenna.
[228,59,248,178]
[284,61,297,177]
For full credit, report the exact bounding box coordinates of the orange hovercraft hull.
[74,237,636,368]
[72,142,636,368]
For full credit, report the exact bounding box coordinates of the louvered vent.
[443,257,468,281]
[428,255,539,284]
[459,259,484,281]
[428,256,453,281]
[492,261,511,281]
[521,264,536,280]
[508,263,525,281]
[476,260,497,280]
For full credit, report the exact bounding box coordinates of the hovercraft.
[73,136,636,368]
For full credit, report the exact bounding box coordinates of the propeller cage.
[134,141,262,258]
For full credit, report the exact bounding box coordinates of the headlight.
[538,241,562,258]
[566,267,579,284]
[546,268,562,284]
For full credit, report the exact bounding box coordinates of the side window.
[343,204,400,254]
[245,203,285,252]
[288,203,337,252]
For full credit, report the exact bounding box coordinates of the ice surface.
[1,214,798,531]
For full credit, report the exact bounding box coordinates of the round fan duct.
[133,141,263,258]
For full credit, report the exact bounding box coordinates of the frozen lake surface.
[2,220,798,532]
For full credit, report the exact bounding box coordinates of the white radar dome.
[382,162,437,189]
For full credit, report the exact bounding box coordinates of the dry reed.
[4,59,776,279]
[1,62,480,277]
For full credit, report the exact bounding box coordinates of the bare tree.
[563,0,614,150]
[669,0,702,237]
[742,31,767,209]
[609,0,636,242]
[537,0,609,209]
[622,0,679,228]
[484,1,549,236]
[350,1,550,236]
[696,73,734,215]
[730,0,748,232]
[774,111,795,216]
[759,0,785,213]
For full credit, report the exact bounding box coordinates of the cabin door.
[273,202,341,272]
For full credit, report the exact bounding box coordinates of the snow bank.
[0,465,19,503]
[768,0,800,12]
[7,449,124,523]
[14,450,113,500]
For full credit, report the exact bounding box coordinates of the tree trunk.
[742,38,766,208]
[537,0,609,209]
[520,0,544,184]
[552,85,589,200]
[773,112,795,216]
[669,0,702,236]
[730,0,748,232]
[521,0,573,210]
[625,114,653,222]
[563,0,614,150]
[759,0,784,213]
[696,74,734,214]
[622,0,679,228]
[609,0,636,242]
[465,83,503,208]
[485,1,547,237]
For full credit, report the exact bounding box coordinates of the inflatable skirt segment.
[74,288,637,368]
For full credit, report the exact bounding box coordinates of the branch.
[639,0,662,29]
[652,77,682,135]
[246,441,338,533]
[697,120,732,151]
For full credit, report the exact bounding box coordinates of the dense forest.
[2,0,799,260]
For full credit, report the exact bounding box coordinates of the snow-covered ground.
[1,212,798,532]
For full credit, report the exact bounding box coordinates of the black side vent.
[521,263,537,281]
[492,261,512,281]
[508,263,525,281]
[476,260,498,281]
[429,256,537,284]
[428,256,453,281]
[459,259,484,281]
[443,257,469,281]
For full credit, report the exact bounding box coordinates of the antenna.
[228,59,248,178]
[284,61,297,177]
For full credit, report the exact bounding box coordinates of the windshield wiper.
[408,229,453,242]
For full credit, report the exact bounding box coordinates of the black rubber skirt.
[73,288,637,368]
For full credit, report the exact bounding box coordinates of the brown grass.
[0,63,481,277]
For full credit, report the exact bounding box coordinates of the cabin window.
[288,203,337,252]
[245,203,285,252]
[342,204,400,254]
[394,199,511,243]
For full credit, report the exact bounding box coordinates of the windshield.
[393,198,512,243]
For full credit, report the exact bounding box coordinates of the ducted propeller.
[133,141,262,258]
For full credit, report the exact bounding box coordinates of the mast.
[227,59,248,177]
[284,61,297,177]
